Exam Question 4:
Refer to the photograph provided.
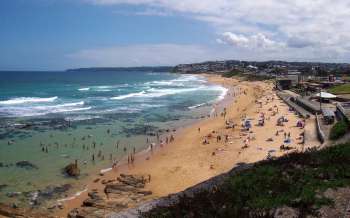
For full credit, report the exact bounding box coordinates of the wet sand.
[55,74,319,217]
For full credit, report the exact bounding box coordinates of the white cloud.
[219,32,285,50]
[67,42,350,68]
[83,0,350,62]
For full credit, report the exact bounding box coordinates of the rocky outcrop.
[0,203,52,218]
[68,174,151,218]
[15,161,38,170]
[64,161,80,177]
[107,163,253,218]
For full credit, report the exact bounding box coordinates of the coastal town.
[175,60,350,144]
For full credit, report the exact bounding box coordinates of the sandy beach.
[55,74,320,217]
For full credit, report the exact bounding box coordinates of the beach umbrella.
[315,92,337,99]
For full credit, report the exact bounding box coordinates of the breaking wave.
[0,97,58,105]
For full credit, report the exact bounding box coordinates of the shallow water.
[0,71,226,206]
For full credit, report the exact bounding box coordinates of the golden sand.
[56,74,319,217]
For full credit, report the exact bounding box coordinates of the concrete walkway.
[304,116,322,148]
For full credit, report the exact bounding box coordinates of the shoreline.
[54,74,316,217]
[53,73,235,217]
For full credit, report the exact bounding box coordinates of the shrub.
[222,70,242,78]
[329,120,349,140]
[142,143,350,218]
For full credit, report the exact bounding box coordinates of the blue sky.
[1,0,350,70]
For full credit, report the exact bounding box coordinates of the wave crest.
[0,97,58,105]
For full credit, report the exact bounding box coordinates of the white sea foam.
[110,91,146,100]
[64,115,101,122]
[216,86,228,101]
[188,103,207,109]
[78,87,90,91]
[0,97,58,105]
[55,101,85,107]
[96,89,112,92]
[100,168,112,174]
[57,188,88,202]
[0,101,90,117]
[110,87,201,100]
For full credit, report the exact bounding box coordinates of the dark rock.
[101,179,115,185]
[117,174,146,188]
[82,198,103,207]
[88,191,101,200]
[137,190,152,196]
[15,161,38,170]
[104,184,138,194]
[0,184,7,191]
[68,208,86,218]
[6,192,21,198]
[63,163,80,177]
[28,184,72,206]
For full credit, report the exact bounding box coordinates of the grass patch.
[222,70,242,78]
[142,143,350,218]
[328,84,350,94]
[329,120,349,140]
[222,70,273,81]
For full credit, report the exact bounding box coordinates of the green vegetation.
[222,70,242,78]
[329,120,349,140]
[222,70,273,81]
[328,83,350,94]
[142,143,350,218]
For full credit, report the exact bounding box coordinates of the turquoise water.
[0,71,227,206]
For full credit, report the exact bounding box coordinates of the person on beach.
[198,127,201,133]
[112,159,118,168]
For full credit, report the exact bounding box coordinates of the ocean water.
[0,70,227,206]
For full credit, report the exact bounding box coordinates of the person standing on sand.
[198,127,200,133]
